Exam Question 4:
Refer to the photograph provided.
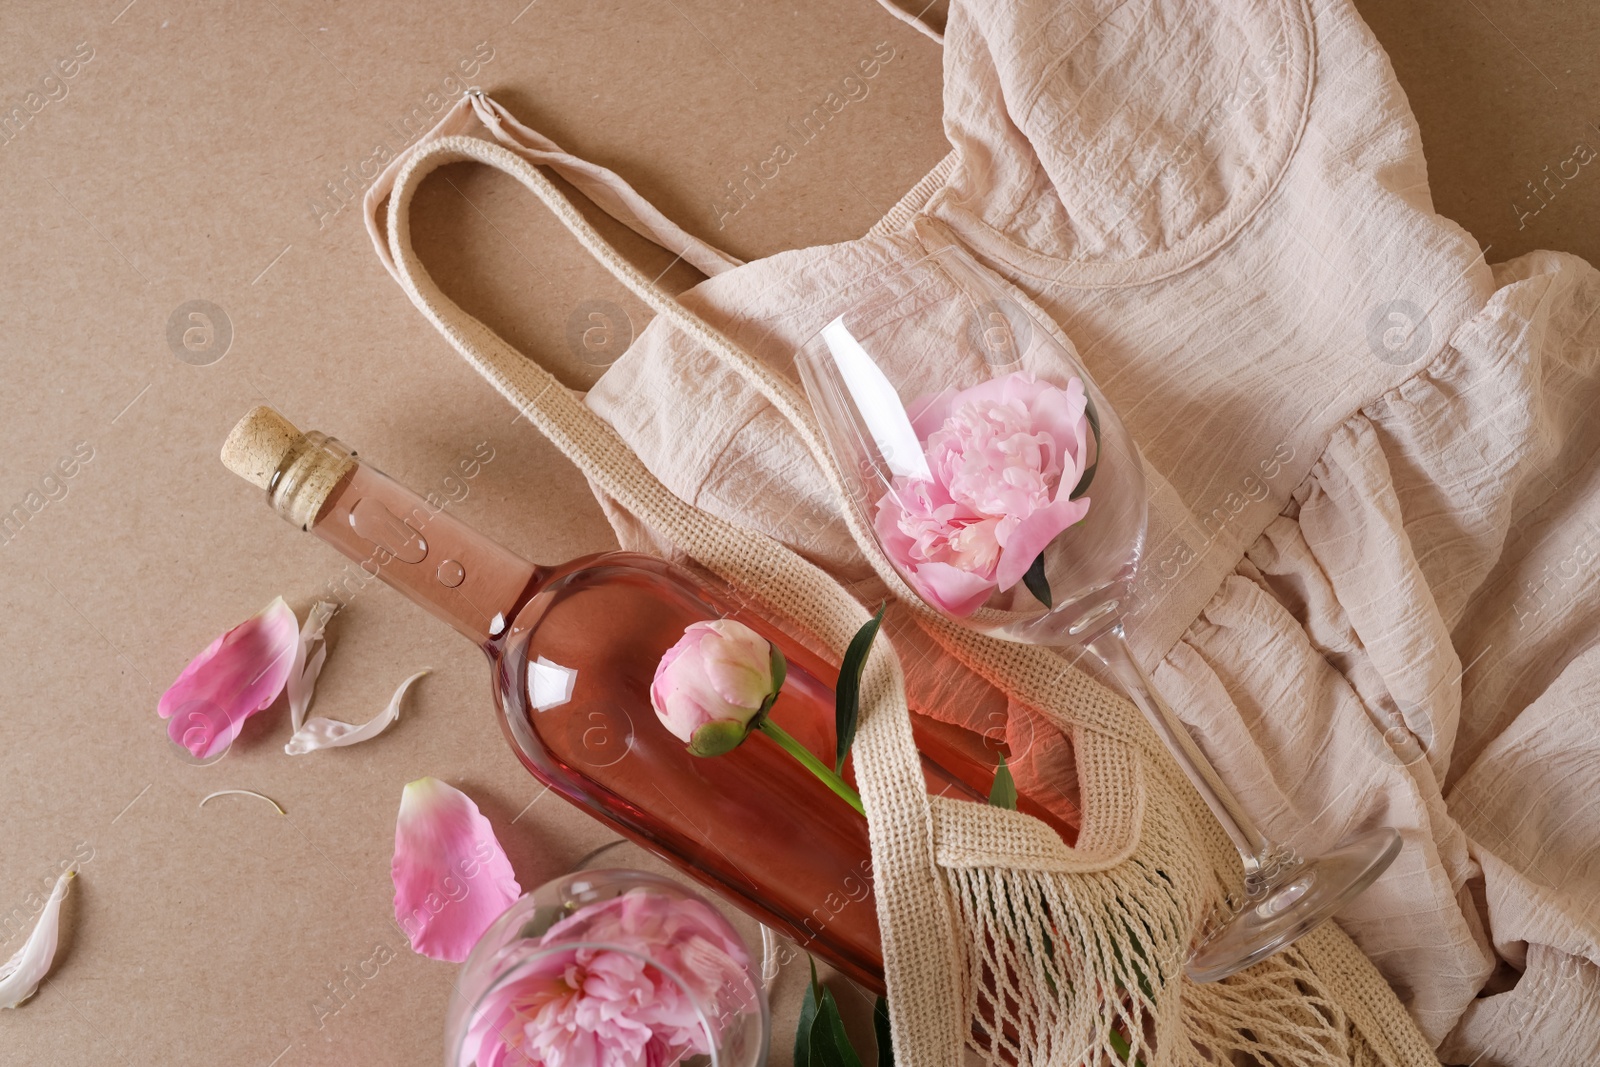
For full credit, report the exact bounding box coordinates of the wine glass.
[794,243,1401,982]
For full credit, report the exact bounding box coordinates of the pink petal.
[994,496,1092,591]
[157,596,299,760]
[938,370,1035,415]
[392,778,522,962]
[1030,377,1089,466]
[910,561,996,617]
[657,684,715,743]
[695,621,772,709]
[1069,391,1093,484]
[649,638,699,739]
[873,486,920,562]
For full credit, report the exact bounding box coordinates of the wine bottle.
[220,406,1072,993]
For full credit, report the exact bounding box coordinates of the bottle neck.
[286,442,541,646]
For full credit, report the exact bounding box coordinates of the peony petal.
[654,685,703,744]
[285,669,427,755]
[910,561,996,617]
[906,386,959,441]
[696,621,773,709]
[287,599,340,732]
[157,597,300,760]
[994,496,1092,591]
[0,869,74,1009]
[873,485,920,561]
[1029,377,1089,470]
[935,370,1035,416]
[655,650,734,742]
[1069,390,1094,491]
[392,778,521,962]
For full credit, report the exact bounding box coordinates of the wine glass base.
[1185,827,1403,983]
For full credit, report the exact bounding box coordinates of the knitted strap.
[364,90,743,282]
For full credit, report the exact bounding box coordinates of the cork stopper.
[222,406,301,490]
[222,406,354,528]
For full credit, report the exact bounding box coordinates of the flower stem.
[756,720,865,816]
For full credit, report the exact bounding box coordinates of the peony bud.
[650,620,783,757]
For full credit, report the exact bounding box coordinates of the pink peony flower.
[461,889,752,1067]
[875,372,1093,616]
[650,620,777,756]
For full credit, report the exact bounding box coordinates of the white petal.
[0,869,74,1009]
[285,670,428,755]
[287,600,340,732]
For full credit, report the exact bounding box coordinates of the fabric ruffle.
[1157,251,1600,1050]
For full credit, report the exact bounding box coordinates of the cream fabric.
[361,0,1600,1063]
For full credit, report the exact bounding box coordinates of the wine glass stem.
[1081,623,1272,871]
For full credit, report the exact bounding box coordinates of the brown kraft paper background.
[0,0,1595,1063]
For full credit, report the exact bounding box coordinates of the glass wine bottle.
[220,406,1075,993]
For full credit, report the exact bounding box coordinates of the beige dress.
[575,0,1600,1062]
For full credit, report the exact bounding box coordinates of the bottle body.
[263,430,1071,993]
[492,551,897,988]
[492,553,1084,993]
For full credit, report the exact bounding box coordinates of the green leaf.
[1107,1026,1135,1064]
[1021,552,1052,609]
[834,603,885,774]
[795,957,821,1067]
[810,987,864,1067]
[989,752,1018,810]
[1070,393,1101,500]
[1113,919,1157,1002]
[873,997,893,1067]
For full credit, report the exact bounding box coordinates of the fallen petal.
[392,778,521,962]
[0,869,74,1009]
[158,597,300,760]
[286,670,428,755]
[288,600,340,732]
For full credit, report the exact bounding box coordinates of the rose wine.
[222,407,1074,993]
